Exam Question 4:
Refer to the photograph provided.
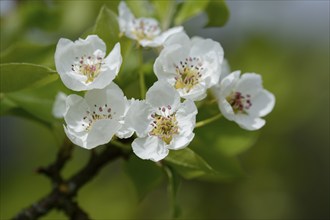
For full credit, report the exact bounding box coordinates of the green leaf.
[0,93,17,115]
[174,0,209,25]
[196,118,259,156]
[205,0,229,27]
[164,166,181,218]
[124,156,164,201]
[164,148,217,179]
[3,77,68,124]
[92,6,120,53]
[151,0,176,29]
[126,1,154,17]
[0,42,55,67]
[0,63,57,93]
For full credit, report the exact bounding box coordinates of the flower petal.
[164,31,190,48]
[132,136,169,161]
[235,73,263,96]
[190,38,223,87]
[168,132,195,150]
[52,92,67,118]
[64,94,90,132]
[91,43,122,90]
[147,26,184,47]
[218,97,235,122]
[118,1,135,33]
[146,81,180,111]
[84,82,127,119]
[154,44,189,83]
[234,114,266,131]
[64,125,88,148]
[220,70,241,97]
[124,100,152,137]
[248,90,275,117]
[85,119,121,149]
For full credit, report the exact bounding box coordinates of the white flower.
[63,82,129,149]
[52,92,67,118]
[125,81,197,162]
[118,1,183,47]
[214,71,275,130]
[55,35,122,91]
[154,32,224,101]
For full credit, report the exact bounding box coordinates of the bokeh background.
[1,0,329,219]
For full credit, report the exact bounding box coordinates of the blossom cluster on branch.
[53,1,275,162]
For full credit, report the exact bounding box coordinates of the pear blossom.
[213,71,275,130]
[63,82,130,149]
[118,1,183,47]
[55,35,122,91]
[125,81,197,162]
[154,32,224,101]
[52,92,67,118]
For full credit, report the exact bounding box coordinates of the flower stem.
[195,113,222,128]
[138,48,146,99]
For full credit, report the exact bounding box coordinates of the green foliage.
[164,166,182,218]
[0,42,55,67]
[174,0,229,27]
[0,63,57,93]
[205,1,229,27]
[124,156,164,201]
[92,6,120,53]
[164,148,217,179]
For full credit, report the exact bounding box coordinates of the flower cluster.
[53,1,275,162]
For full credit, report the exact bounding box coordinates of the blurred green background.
[0,0,329,219]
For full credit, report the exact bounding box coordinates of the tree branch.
[13,139,132,220]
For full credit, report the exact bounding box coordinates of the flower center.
[131,19,161,41]
[227,92,252,114]
[149,106,179,144]
[81,104,114,131]
[174,57,204,92]
[71,51,104,83]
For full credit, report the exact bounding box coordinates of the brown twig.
[13,139,132,220]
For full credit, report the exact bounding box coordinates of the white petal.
[248,90,275,117]
[125,100,153,137]
[116,98,136,139]
[235,73,263,96]
[164,31,190,48]
[176,99,198,123]
[85,119,121,149]
[52,92,67,118]
[118,1,135,33]
[85,82,127,119]
[132,136,169,161]
[178,83,207,101]
[149,26,184,47]
[168,132,195,150]
[169,100,197,150]
[220,70,241,97]
[234,114,266,131]
[64,94,90,132]
[218,97,235,122]
[64,125,88,148]
[90,43,122,90]
[190,38,223,87]
[154,44,189,82]
[146,81,180,111]
[116,126,134,139]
